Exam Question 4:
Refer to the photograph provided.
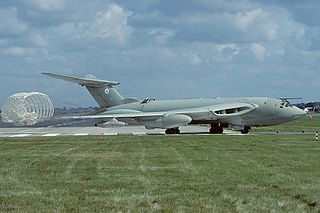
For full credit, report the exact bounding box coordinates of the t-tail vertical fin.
[85,85,124,108]
[41,72,124,108]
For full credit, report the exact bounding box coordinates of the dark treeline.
[295,102,320,113]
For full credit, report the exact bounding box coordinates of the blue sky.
[0,0,319,107]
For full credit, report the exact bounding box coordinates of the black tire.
[165,128,180,134]
[240,126,250,134]
[209,124,223,134]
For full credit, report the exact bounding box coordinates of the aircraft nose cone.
[291,107,307,119]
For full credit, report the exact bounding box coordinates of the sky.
[0,0,319,107]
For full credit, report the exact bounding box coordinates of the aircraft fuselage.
[107,97,306,128]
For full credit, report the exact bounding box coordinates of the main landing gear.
[165,127,180,134]
[240,126,251,134]
[209,124,223,134]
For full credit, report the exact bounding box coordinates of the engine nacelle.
[95,118,127,128]
[142,114,192,129]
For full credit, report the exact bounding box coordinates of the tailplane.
[42,72,124,108]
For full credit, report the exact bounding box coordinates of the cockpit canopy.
[279,100,293,108]
[141,97,156,104]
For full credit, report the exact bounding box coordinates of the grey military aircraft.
[42,72,306,134]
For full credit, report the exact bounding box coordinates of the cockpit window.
[141,97,156,104]
[279,100,293,107]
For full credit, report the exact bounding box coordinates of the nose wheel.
[165,128,180,134]
[240,126,251,134]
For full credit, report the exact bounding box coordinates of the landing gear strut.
[240,126,251,134]
[209,124,223,134]
[165,127,180,134]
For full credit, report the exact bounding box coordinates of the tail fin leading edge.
[42,72,124,108]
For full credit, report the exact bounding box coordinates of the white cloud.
[0,0,319,104]
[27,32,47,47]
[0,8,27,37]
[234,9,278,40]
[148,30,174,45]
[89,4,133,44]
[183,52,202,65]
[2,47,26,57]
[25,0,65,12]
[42,4,133,48]
[171,7,280,43]
[0,39,8,46]
[160,48,177,60]
[250,43,266,61]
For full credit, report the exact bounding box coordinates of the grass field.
[0,133,320,212]
[0,115,319,212]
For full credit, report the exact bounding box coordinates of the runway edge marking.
[10,134,32,137]
[102,133,118,136]
[42,133,61,137]
[73,133,90,136]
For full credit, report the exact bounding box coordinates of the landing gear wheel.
[165,127,180,134]
[240,126,251,134]
[209,124,223,134]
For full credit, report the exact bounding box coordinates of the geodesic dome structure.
[1,92,54,126]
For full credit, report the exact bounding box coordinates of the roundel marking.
[105,88,110,95]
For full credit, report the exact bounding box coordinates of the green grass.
[0,135,320,212]
[253,114,320,132]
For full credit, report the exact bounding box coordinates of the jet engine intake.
[212,103,258,117]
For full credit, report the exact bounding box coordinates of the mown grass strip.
[0,135,319,211]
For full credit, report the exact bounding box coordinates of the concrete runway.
[0,125,247,137]
[0,124,316,137]
[1,119,317,137]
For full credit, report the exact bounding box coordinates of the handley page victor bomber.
[42,72,306,134]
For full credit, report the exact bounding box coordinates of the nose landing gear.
[240,126,251,134]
